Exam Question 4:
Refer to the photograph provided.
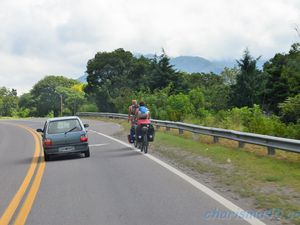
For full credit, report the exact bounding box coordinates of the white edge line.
[90,130,266,225]
[89,143,110,147]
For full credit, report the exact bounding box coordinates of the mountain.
[135,54,228,74]
[77,74,87,83]
[170,56,224,74]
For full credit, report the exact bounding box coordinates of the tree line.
[0,43,299,138]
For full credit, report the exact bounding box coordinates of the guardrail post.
[213,136,219,143]
[166,127,170,131]
[238,141,245,148]
[267,147,275,155]
[179,129,184,135]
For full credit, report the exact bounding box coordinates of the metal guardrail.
[77,112,300,155]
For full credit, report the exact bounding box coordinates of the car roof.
[46,116,81,123]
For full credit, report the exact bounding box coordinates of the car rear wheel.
[85,149,90,158]
[44,153,50,161]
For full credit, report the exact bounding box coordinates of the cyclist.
[128,100,139,143]
[135,101,153,153]
[135,101,151,125]
[128,99,139,125]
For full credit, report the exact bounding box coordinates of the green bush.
[62,108,72,116]
[279,94,300,123]
[46,110,54,118]
[284,123,300,139]
[184,105,300,139]
[166,93,193,121]
[78,103,99,112]
[18,108,30,118]
[188,88,205,116]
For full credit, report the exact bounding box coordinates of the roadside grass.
[163,127,300,163]
[155,131,300,189]
[155,131,300,224]
[86,117,300,224]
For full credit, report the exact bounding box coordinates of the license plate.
[59,146,75,152]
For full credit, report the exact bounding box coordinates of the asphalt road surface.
[0,118,267,225]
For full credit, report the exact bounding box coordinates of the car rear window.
[47,119,82,134]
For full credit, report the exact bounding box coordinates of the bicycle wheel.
[142,134,148,154]
[137,141,142,151]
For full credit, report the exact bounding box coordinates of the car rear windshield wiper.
[65,126,78,134]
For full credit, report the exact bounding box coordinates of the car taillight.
[80,134,88,142]
[44,139,52,147]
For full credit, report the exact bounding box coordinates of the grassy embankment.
[88,117,300,224]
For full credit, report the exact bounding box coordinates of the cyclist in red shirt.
[135,101,151,125]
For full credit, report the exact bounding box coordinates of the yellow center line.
[0,125,41,225]
[13,130,45,225]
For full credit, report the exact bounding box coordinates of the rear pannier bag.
[135,124,155,142]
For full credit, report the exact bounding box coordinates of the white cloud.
[0,0,299,93]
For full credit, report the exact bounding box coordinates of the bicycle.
[134,124,150,154]
[140,126,149,153]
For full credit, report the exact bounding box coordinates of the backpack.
[138,106,149,119]
[130,105,139,115]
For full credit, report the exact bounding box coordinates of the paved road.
[0,119,266,225]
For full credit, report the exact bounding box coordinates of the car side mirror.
[84,124,89,128]
[36,128,43,133]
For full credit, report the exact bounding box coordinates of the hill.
[170,56,224,74]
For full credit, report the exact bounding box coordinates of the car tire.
[85,149,90,158]
[44,153,50,161]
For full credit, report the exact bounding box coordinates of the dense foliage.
[17,76,89,117]
[1,43,299,139]
[0,87,18,117]
[83,45,300,138]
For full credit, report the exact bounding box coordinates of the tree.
[31,76,79,116]
[262,43,300,114]
[84,48,187,111]
[186,72,230,111]
[230,49,265,108]
[128,56,152,90]
[279,94,300,123]
[166,93,193,121]
[56,85,85,115]
[188,88,206,117]
[0,87,18,116]
[262,53,290,113]
[282,43,300,95]
[85,49,136,112]
[19,93,36,116]
[204,84,231,111]
[220,67,240,86]
[148,50,185,93]
[188,88,205,111]
[187,72,223,89]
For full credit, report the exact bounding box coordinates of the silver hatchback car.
[36,116,90,161]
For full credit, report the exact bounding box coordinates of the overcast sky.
[0,0,299,94]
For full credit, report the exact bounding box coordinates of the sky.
[0,0,299,94]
